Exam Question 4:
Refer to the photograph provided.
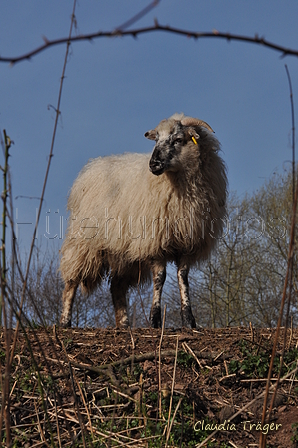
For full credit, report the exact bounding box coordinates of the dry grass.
[1,326,298,447]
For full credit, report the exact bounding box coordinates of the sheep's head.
[145,113,214,176]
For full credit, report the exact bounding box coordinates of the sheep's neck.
[165,167,203,202]
[165,171,185,193]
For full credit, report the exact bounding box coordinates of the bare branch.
[1,24,298,65]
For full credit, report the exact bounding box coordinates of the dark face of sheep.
[146,121,196,176]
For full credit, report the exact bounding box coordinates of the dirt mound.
[1,326,298,447]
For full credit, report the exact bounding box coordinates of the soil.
[1,326,298,447]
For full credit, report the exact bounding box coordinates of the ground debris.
[1,326,298,447]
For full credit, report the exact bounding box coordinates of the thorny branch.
[1,23,298,65]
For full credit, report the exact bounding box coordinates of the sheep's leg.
[60,281,78,328]
[150,261,166,328]
[177,263,196,328]
[110,276,129,328]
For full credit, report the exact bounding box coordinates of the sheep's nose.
[149,158,165,175]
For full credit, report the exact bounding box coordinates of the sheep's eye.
[174,138,183,145]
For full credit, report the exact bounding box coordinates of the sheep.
[59,113,227,329]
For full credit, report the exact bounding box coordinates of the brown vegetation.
[1,326,298,447]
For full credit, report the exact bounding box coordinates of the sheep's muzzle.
[149,157,166,176]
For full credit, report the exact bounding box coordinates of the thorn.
[42,35,50,44]
[154,17,159,27]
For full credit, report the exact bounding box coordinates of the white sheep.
[59,113,227,328]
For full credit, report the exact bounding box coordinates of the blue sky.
[1,0,298,253]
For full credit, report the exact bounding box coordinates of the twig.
[228,441,239,448]
[2,24,298,65]
[115,0,159,32]
[249,321,254,341]
[213,350,224,362]
[289,359,298,394]
[158,304,166,418]
[109,385,138,404]
[0,130,11,326]
[67,358,87,447]
[165,335,179,446]
[53,389,62,448]
[224,360,229,376]
[0,130,12,445]
[241,377,298,383]
[219,373,236,382]
[34,400,51,448]
[44,348,223,374]
[166,396,183,446]
[285,64,296,201]
[73,374,94,440]
[182,341,203,369]
[59,334,89,446]
[289,315,293,348]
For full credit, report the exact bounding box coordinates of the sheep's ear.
[187,127,200,142]
[144,129,157,140]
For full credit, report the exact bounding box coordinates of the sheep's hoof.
[150,306,161,328]
[117,321,129,329]
[181,307,196,329]
[60,319,71,328]
[115,313,130,328]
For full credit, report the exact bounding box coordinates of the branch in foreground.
[1,23,298,65]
